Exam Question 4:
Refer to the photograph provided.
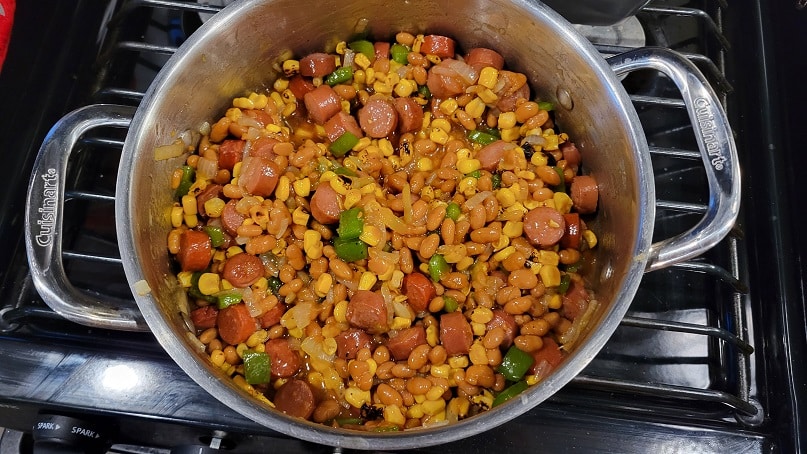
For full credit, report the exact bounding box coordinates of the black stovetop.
[0,1,804,452]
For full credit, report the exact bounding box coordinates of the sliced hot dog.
[300,52,337,78]
[335,328,374,360]
[238,156,281,197]
[309,182,342,225]
[190,305,219,330]
[196,184,223,217]
[570,175,599,214]
[218,139,245,171]
[303,84,342,125]
[393,97,424,134]
[464,47,505,72]
[560,141,581,168]
[523,206,566,247]
[426,61,468,99]
[264,338,302,378]
[374,41,391,62]
[562,279,590,321]
[560,212,581,250]
[421,34,456,58]
[257,303,286,328]
[402,272,435,313]
[217,303,257,345]
[249,137,280,160]
[324,111,363,143]
[346,290,390,334]
[385,325,427,361]
[485,309,517,348]
[439,311,473,356]
[243,109,273,127]
[358,96,398,138]
[496,82,530,113]
[529,337,563,375]
[177,230,212,272]
[222,253,265,288]
[477,140,517,172]
[274,379,316,420]
[221,199,246,236]
[288,74,316,100]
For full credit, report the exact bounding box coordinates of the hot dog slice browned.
[335,328,374,360]
[218,139,245,171]
[393,97,424,134]
[238,156,281,197]
[221,199,246,237]
[402,272,435,313]
[570,175,599,214]
[464,47,504,72]
[264,338,302,378]
[324,111,363,143]
[346,290,390,334]
[440,311,473,356]
[523,206,566,247]
[309,182,342,225]
[217,303,257,345]
[358,97,398,138]
[177,230,212,272]
[386,325,427,361]
[274,379,316,420]
[222,253,264,288]
[421,35,455,58]
[303,84,342,125]
[300,52,337,78]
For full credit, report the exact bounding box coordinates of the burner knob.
[32,414,107,454]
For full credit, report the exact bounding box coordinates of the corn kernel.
[539,264,561,287]
[177,271,193,288]
[320,170,337,183]
[210,349,225,367]
[458,176,478,195]
[464,97,486,119]
[288,327,304,339]
[429,118,451,133]
[502,221,523,238]
[496,188,517,208]
[292,178,311,197]
[365,67,376,84]
[448,397,471,419]
[390,317,412,330]
[232,161,243,179]
[334,300,349,323]
[493,234,509,251]
[426,324,439,347]
[225,107,242,121]
[307,371,325,389]
[345,387,372,408]
[530,151,549,166]
[491,245,516,262]
[470,307,494,324]
[204,197,226,218]
[500,127,521,142]
[378,138,395,157]
[547,293,563,310]
[354,136,372,152]
[456,148,472,161]
[366,358,378,376]
[184,213,198,228]
[448,356,469,369]
[469,342,488,364]
[407,403,425,419]
[414,393,427,404]
[477,88,499,104]
[471,321,486,336]
[478,67,499,89]
[431,364,451,379]
[439,98,459,115]
[282,59,300,76]
[417,157,434,172]
[170,206,184,228]
[393,80,414,97]
[304,230,323,260]
[538,250,559,266]
[232,97,255,109]
[272,78,289,92]
[252,277,268,292]
[422,399,446,416]
[373,80,393,95]
[525,374,540,386]
[329,177,349,195]
[197,273,220,295]
[292,207,310,226]
[358,271,377,291]
[472,390,494,409]
[354,52,371,69]
[457,158,481,175]
[221,279,233,290]
[426,385,445,402]
[342,188,361,210]
[583,230,598,248]
[246,330,269,348]
[496,111,517,130]
[269,92,284,110]
[384,404,407,426]
[429,128,449,145]
[456,256,475,271]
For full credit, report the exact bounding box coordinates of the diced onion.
[464,190,492,210]
[196,156,219,180]
[153,140,185,161]
[558,299,599,349]
[521,135,547,147]
[133,279,151,296]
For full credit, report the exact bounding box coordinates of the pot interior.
[116,0,653,448]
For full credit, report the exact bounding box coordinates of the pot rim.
[115,0,654,449]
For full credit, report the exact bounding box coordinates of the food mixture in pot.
[163,31,600,431]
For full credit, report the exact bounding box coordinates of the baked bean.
[329,258,353,280]
[482,326,504,349]
[223,345,239,365]
[199,327,218,344]
[483,196,499,222]
[520,318,550,337]
[428,345,448,365]
[470,224,501,244]
[413,66,428,85]
[543,311,561,327]
[376,361,395,380]
[286,244,306,270]
[267,325,285,339]
[515,101,540,123]
[525,109,550,129]
[406,376,432,395]
[536,165,561,186]
[514,334,544,352]
[245,234,276,255]
[502,250,527,272]
[332,84,356,100]
[414,138,437,156]
[508,269,538,289]
[376,383,404,407]
[441,272,469,290]
[279,264,296,283]
[486,347,502,367]
[465,364,495,388]
[493,373,507,392]
[426,204,447,231]
[207,339,222,353]
[391,363,417,378]
[504,296,533,315]
[441,218,456,246]
[496,285,521,305]
[313,399,341,423]
[407,344,431,370]
[555,318,573,336]
[373,345,391,364]
[559,248,581,265]
[469,204,486,230]
[419,233,440,259]
[428,296,445,313]
[454,220,471,244]
[236,223,263,237]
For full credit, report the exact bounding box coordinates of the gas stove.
[0,1,804,452]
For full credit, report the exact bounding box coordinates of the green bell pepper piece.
[390,43,410,65]
[467,130,499,145]
[445,202,461,221]
[497,345,534,382]
[203,225,225,248]
[334,236,368,262]
[443,296,458,313]
[337,207,364,240]
[325,66,354,86]
[242,350,272,385]
[348,39,375,59]
[428,254,449,282]
[216,290,243,310]
[330,131,360,157]
[175,165,195,198]
[538,101,554,111]
[492,380,529,407]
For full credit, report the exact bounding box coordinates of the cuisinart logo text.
[694,97,728,171]
[35,168,59,247]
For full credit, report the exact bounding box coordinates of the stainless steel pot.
[25,0,739,449]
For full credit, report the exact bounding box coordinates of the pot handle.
[607,48,740,272]
[24,104,149,331]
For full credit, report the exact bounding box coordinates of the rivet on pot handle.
[607,48,741,272]
[24,104,149,331]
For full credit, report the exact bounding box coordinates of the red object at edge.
[0,0,15,75]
